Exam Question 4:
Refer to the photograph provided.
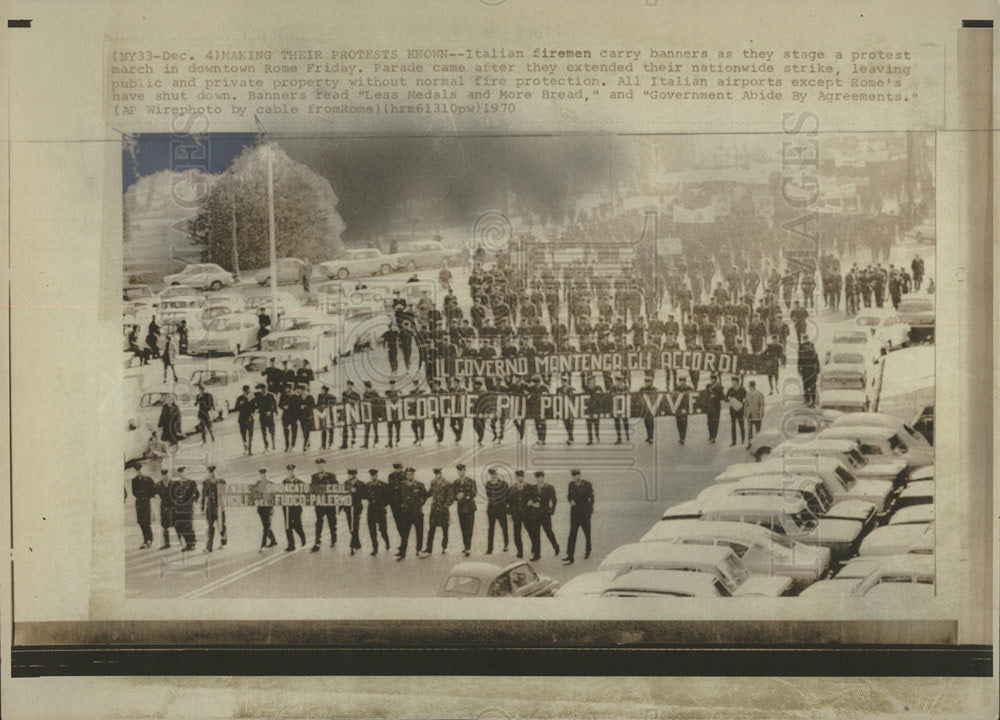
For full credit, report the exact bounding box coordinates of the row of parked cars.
[548,412,933,599]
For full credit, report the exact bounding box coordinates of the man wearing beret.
[451,464,477,557]
[201,465,227,552]
[563,469,594,565]
[310,458,338,552]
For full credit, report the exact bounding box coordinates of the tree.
[189,141,346,272]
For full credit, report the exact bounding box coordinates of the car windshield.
[488,573,513,596]
[832,353,865,365]
[835,333,867,344]
[834,467,856,489]
[855,316,879,327]
[140,392,173,407]
[211,318,244,331]
[790,509,819,531]
[718,554,751,588]
[815,483,835,507]
[444,575,481,595]
[821,374,865,390]
[507,564,539,590]
[846,449,867,469]
[888,434,909,454]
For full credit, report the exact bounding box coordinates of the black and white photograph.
[121,131,939,601]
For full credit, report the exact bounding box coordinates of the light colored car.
[895,480,934,510]
[662,495,868,560]
[319,248,398,279]
[829,412,932,451]
[638,519,830,590]
[716,456,895,514]
[819,425,934,470]
[859,522,934,557]
[189,366,252,418]
[798,554,934,598]
[260,328,337,372]
[600,569,738,598]
[158,295,207,314]
[188,313,261,356]
[888,504,934,526]
[597,544,792,597]
[853,308,910,350]
[818,365,870,413]
[746,405,842,460]
[553,570,621,597]
[438,560,559,597]
[896,296,935,343]
[824,329,881,365]
[697,474,877,528]
[256,257,312,286]
[163,263,236,291]
[199,301,248,327]
[769,438,907,493]
[394,239,450,270]
[123,285,158,317]
[232,353,272,374]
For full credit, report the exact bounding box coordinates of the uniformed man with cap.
[361,380,381,448]
[408,382,426,445]
[298,384,316,451]
[612,374,631,444]
[172,466,200,551]
[397,467,429,560]
[506,470,529,558]
[429,378,447,443]
[201,465,226,552]
[526,470,559,561]
[563,469,594,564]
[484,467,509,554]
[387,462,406,543]
[310,458,339,552]
[251,468,278,551]
[384,379,402,448]
[556,374,576,445]
[341,380,361,449]
[452,464,477,556]
[155,469,179,549]
[638,371,658,444]
[131,463,156,548]
[674,373,693,444]
[279,383,301,451]
[422,468,453,555]
[365,468,391,555]
[234,385,256,455]
[527,374,548,445]
[343,469,365,555]
[255,383,278,452]
[281,464,307,551]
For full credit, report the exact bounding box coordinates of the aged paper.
[2,0,997,718]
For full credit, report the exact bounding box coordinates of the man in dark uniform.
[296,360,315,389]
[361,380,381,448]
[555,374,576,445]
[365,469,391,555]
[387,462,406,544]
[280,360,297,390]
[422,468,453,556]
[790,301,809,343]
[452,464,477,557]
[448,376,465,443]
[316,384,335,450]
[172,466,199,551]
[131,464,156,548]
[384,379,403,448]
[562,468,594,565]
[383,321,400,373]
[281,464,306,551]
[612,374,631,444]
[298,384,315,451]
[583,375,604,445]
[155,469,178,549]
[279,384,301,451]
[506,470,528,558]
[408,382,426,445]
[157,396,183,451]
[725,376,747,447]
[397,468,429,560]
[528,470,559,561]
[200,465,226,552]
[255,383,277,451]
[235,385,256,455]
[638,372,658,444]
[340,380,361,449]
[797,339,820,407]
[484,467,509,554]
[527,375,548,445]
[263,358,283,395]
[251,468,278,551]
[343,469,365,555]
[700,374,725,444]
[674,374,693,444]
[310,458,338,552]
[506,375,527,441]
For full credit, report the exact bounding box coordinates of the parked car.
[438,561,559,597]
[911,405,934,446]
[818,425,934,470]
[887,504,934,526]
[123,285,158,317]
[696,474,877,528]
[189,366,252,418]
[818,365,870,413]
[597,544,792,596]
[157,284,202,300]
[859,522,934,557]
[232,353,272,374]
[163,263,236,291]
[830,412,932,451]
[199,302,247,327]
[394,240,451,270]
[260,328,337,372]
[638,519,830,591]
[896,296,935,343]
[188,313,261,356]
[769,439,907,493]
[158,295,207,314]
[256,257,312,286]
[824,329,881,365]
[746,405,842,460]
[798,554,933,598]
[600,569,739,598]
[552,570,621,597]
[136,384,201,435]
[853,308,910,350]
[319,248,398,279]
[662,495,869,560]
[895,480,934,510]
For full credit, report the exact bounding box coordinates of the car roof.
[774,438,857,454]
[702,494,809,515]
[641,519,778,545]
[831,412,907,428]
[899,481,934,498]
[888,505,934,525]
[602,569,724,596]
[819,426,896,441]
[445,561,502,582]
[726,474,822,492]
[600,543,734,570]
[822,364,867,376]
[554,570,618,596]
